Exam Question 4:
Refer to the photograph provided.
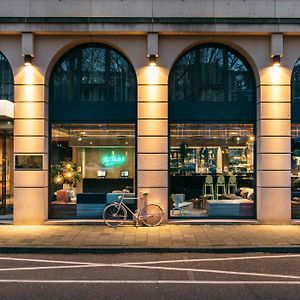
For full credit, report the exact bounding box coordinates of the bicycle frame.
[113,190,147,221]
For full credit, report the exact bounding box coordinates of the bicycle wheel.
[141,204,164,227]
[103,204,127,228]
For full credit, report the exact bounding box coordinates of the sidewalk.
[0,224,300,252]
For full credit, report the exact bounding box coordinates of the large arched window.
[291,58,300,219]
[50,43,137,122]
[0,51,14,101]
[169,43,255,121]
[169,43,256,219]
[49,44,137,219]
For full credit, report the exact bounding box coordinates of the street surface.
[0,253,299,299]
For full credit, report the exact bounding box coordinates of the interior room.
[49,123,136,219]
[169,123,255,218]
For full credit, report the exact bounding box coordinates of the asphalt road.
[0,252,299,300]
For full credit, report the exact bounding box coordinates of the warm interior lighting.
[24,54,33,66]
[272,55,281,66]
[148,54,157,66]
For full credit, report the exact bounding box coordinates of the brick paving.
[0,224,300,250]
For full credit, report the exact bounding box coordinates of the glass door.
[0,127,13,219]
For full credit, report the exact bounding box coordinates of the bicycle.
[103,187,164,228]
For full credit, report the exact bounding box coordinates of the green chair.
[227,175,237,194]
[216,175,226,199]
[203,175,214,200]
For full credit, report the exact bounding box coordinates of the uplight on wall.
[272,55,281,66]
[24,54,33,66]
[148,54,157,66]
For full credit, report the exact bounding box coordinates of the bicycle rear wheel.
[103,204,127,228]
[141,204,164,227]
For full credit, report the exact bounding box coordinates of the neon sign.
[101,154,126,167]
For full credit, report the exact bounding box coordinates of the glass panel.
[292,59,300,103]
[291,124,300,219]
[51,45,136,104]
[169,123,255,218]
[169,44,255,104]
[49,123,135,219]
[0,128,14,218]
[0,52,14,101]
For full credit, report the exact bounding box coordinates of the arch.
[49,43,137,122]
[168,43,256,219]
[0,51,14,101]
[169,43,256,122]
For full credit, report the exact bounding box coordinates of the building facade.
[0,0,300,225]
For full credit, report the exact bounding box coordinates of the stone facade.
[0,0,299,224]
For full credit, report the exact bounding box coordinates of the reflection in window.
[291,124,300,219]
[169,44,255,103]
[169,123,255,218]
[0,52,14,101]
[292,59,300,102]
[49,123,136,219]
[50,44,136,104]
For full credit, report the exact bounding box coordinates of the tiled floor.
[0,224,299,249]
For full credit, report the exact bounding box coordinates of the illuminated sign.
[101,154,126,167]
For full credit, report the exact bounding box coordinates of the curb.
[0,246,300,254]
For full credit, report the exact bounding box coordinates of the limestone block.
[138,153,168,170]
[14,187,48,225]
[138,170,168,188]
[138,137,168,153]
[138,120,168,136]
[138,102,168,119]
[138,85,167,102]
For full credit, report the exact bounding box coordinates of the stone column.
[257,66,291,224]
[13,65,48,225]
[137,65,168,220]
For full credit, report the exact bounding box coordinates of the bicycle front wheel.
[103,204,127,228]
[141,204,164,227]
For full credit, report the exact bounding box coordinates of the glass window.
[0,52,14,101]
[50,44,136,104]
[291,124,300,219]
[49,123,136,219]
[169,44,255,104]
[169,123,255,218]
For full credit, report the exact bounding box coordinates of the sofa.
[76,193,107,218]
[207,199,254,217]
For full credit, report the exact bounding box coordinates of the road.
[0,252,299,299]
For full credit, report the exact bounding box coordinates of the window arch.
[168,43,256,219]
[169,43,256,121]
[49,43,137,122]
[0,51,14,101]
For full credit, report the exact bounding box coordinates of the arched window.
[0,51,14,101]
[169,43,255,121]
[169,43,256,219]
[50,43,137,122]
[49,44,137,219]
